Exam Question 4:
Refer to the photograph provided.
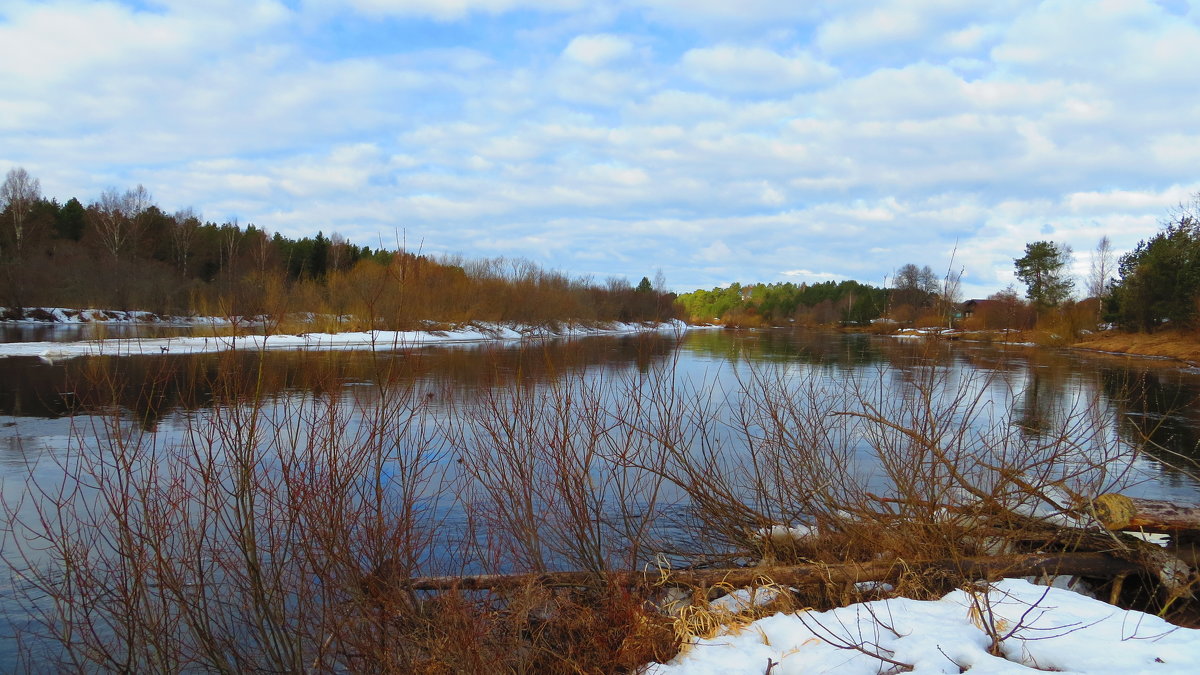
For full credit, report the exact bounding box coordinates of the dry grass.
[1073,327,1200,363]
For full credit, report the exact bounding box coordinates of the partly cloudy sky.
[3,0,1199,296]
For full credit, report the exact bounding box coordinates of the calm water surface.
[2,328,1199,668]
[0,322,200,344]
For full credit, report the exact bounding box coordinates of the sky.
[2,0,1199,297]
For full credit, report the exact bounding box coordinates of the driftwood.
[365,493,1200,602]
[1092,493,1200,533]
[387,552,1143,592]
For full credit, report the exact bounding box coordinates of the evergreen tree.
[1112,210,1200,330]
[1014,241,1074,310]
[56,198,86,241]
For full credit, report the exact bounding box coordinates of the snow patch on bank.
[0,320,690,361]
[645,577,1200,674]
[0,306,240,326]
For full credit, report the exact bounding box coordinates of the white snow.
[0,320,690,362]
[1,306,211,325]
[643,578,1200,674]
[757,524,817,541]
[708,587,787,613]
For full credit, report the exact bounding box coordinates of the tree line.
[676,262,962,328]
[677,279,892,327]
[679,194,1200,334]
[999,194,1200,333]
[0,168,677,326]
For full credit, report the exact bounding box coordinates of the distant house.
[960,299,998,319]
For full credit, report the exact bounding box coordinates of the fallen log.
[391,552,1143,592]
[1091,493,1200,533]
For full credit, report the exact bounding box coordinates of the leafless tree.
[329,231,347,272]
[124,183,151,219]
[92,185,153,260]
[894,263,939,295]
[170,208,200,276]
[219,219,240,275]
[891,263,940,314]
[1,166,42,255]
[940,241,964,327]
[251,227,273,278]
[1087,236,1114,301]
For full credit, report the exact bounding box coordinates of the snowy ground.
[0,306,228,325]
[0,319,691,361]
[644,578,1199,674]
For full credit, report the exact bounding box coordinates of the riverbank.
[0,318,692,361]
[0,306,229,325]
[889,324,1200,365]
[1072,328,1200,365]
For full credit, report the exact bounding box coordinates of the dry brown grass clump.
[1073,327,1200,363]
[342,583,678,674]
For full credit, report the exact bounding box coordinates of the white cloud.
[627,0,822,29]
[551,66,646,105]
[782,269,842,281]
[759,182,786,206]
[562,34,634,66]
[1065,187,1190,215]
[328,0,584,21]
[696,240,734,263]
[275,144,387,196]
[3,0,1200,294]
[680,45,836,93]
[0,1,289,87]
[583,164,649,186]
[991,0,1200,89]
[816,5,927,53]
[630,90,733,120]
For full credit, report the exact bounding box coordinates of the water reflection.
[4,330,1200,482]
[0,322,197,344]
[0,333,682,427]
[681,330,1200,491]
[1097,362,1200,475]
[682,328,887,368]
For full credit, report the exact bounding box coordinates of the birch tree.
[1087,236,1114,300]
[171,208,200,277]
[1,167,42,255]
[93,185,152,260]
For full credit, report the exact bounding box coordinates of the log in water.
[1092,493,1200,533]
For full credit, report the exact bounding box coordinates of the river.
[1,328,1198,670]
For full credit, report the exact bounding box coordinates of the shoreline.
[886,325,1200,367]
[1070,329,1200,366]
[0,317,693,362]
[8,304,1200,368]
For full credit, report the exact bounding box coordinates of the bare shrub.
[4,348,460,672]
[443,339,677,576]
[4,337,692,672]
[654,343,1142,605]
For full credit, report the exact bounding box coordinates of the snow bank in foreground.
[644,578,1199,674]
[0,320,689,362]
